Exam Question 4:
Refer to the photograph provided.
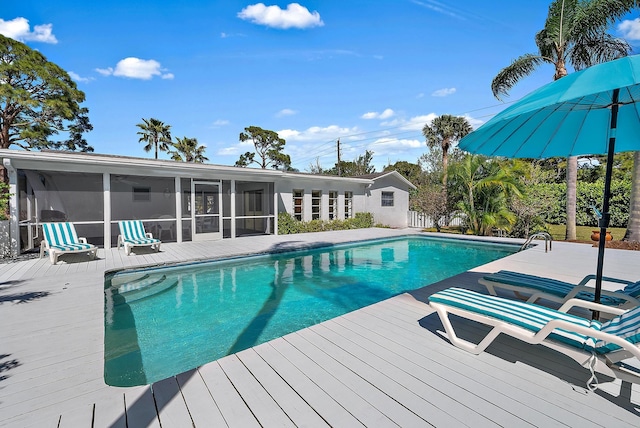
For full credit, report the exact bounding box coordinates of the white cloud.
[276,108,298,117]
[97,57,173,80]
[68,71,93,83]
[619,18,640,41]
[212,119,230,127]
[431,87,456,97]
[361,108,395,120]
[381,113,437,131]
[0,17,57,43]
[238,3,324,29]
[278,125,359,142]
[369,137,423,154]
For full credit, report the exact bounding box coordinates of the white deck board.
[218,354,296,427]
[284,330,431,427]
[253,341,366,427]
[152,376,193,427]
[197,361,261,427]
[235,348,331,427]
[2,229,640,427]
[176,369,228,427]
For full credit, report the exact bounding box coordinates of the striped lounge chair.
[479,270,640,309]
[429,287,640,388]
[117,220,161,255]
[40,222,97,265]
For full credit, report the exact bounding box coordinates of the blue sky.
[3,1,640,171]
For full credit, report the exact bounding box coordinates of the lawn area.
[424,224,628,242]
[546,224,627,241]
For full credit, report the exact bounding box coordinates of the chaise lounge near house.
[0,149,415,257]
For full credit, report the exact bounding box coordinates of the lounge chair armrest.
[578,274,634,287]
[558,298,627,316]
[79,237,88,244]
[145,232,154,239]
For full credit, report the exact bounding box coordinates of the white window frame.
[381,191,394,207]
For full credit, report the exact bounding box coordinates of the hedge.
[532,179,631,227]
[278,212,374,234]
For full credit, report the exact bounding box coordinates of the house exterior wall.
[365,175,411,228]
[275,177,366,222]
[0,150,415,255]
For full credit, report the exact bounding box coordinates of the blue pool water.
[104,235,518,386]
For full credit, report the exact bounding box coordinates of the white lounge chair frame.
[117,220,161,256]
[40,222,97,265]
[479,271,640,310]
[429,287,640,384]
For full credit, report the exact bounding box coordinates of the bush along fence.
[534,180,630,227]
[278,212,374,235]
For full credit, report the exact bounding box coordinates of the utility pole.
[337,139,341,176]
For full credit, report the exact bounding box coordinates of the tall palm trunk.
[565,156,578,240]
[624,151,640,241]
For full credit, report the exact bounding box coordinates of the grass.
[546,224,626,241]
[423,224,627,241]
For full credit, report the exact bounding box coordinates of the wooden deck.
[1,229,640,427]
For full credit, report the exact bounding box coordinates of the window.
[311,190,321,220]
[344,191,353,219]
[381,191,394,207]
[132,187,151,201]
[328,191,338,219]
[293,189,303,221]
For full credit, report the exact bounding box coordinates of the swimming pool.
[104,235,518,386]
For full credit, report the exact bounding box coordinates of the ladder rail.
[520,232,553,252]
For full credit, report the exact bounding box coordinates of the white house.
[0,149,416,256]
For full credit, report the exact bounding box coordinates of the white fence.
[407,211,464,229]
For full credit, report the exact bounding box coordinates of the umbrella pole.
[593,88,620,321]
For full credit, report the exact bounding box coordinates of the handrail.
[520,232,553,252]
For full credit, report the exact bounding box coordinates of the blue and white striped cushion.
[429,287,601,350]
[119,221,160,244]
[595,306,640,353]
[42,222,92,251]
[622,281,640,298]
[484,271,626,306]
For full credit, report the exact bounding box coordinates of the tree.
[422,115,472,189]
[449,155,521,236]
[328,150,376,176]
[236,126,291,170]
[412,183,447,232]
[0,34,93,152]
[169,137,208,163]
[383,160,424,185]
[490,0,633,240]
[624,151,640,241]
[136,118,172,159]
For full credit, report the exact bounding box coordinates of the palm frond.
[569,33,631,70]
[576,0,639,37]
[491,54,547,100]
[543,0,579,46]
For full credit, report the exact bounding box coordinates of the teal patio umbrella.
[459,54,640,319]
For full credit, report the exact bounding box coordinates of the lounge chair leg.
[433,305,500,355]
[50,252,57,265]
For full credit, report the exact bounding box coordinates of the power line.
[291,97,522,169]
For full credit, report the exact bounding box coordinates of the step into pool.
[104,235,519,386]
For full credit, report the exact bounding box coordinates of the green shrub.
[0,181,10,221]
[277,211,375,235]
[528,180,631,228]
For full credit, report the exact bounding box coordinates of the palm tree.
[136,118,172,159]
[449,155,521,236]
[490,0,633,240]
[422,115,472,189]
[170,137,208,163]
